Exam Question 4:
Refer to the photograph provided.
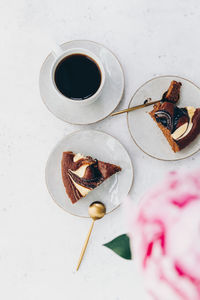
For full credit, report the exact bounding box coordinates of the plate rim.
[45,129,134,218]
[127,75,200,161]
[39,39,125,125]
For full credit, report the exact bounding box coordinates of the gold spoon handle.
[110,100,160,116]
[76,220,95,271]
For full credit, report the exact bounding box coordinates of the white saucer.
[127,75,200,161]
[39,40,124,125]
[45,130,133,218]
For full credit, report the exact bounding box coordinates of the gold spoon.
[110,100,160,116]
[76,201,106,271]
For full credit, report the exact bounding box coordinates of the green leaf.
[103,234,132,260]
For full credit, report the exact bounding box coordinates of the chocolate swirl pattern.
[61,152,121,204]
[149,81,200,152]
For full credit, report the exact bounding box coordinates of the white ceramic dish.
[45,130,133,218]
[39,40,124,124]
[127,75,200,161]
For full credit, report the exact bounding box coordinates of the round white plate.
[45,130,133,218]
[127,76,200,161]
[39,40,124,125]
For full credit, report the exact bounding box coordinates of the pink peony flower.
[129,170,200,300]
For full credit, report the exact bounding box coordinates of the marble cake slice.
[61,151,121,204]
[149,80,200,152]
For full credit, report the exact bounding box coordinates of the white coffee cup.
[51,47,105,106]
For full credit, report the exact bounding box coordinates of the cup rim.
[51,48,105,104]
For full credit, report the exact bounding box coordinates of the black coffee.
[54,54,101,100]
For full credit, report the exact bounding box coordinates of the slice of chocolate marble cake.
[149,81,200,152]
[61,151,121,204]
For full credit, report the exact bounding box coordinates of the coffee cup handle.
[52,45,63,58]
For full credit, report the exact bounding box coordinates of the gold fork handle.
[76,220,95,271]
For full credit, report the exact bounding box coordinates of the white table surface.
[1,1,200,299]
